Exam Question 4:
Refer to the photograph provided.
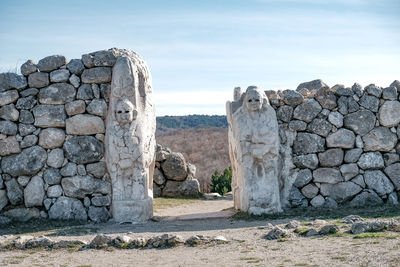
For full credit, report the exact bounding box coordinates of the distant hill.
[156,115,227,133]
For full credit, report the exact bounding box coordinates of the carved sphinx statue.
[226,86,282,215]
[105,51,156,222]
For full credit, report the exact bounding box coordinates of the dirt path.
[154,197,234,220]
[1,200,400,267]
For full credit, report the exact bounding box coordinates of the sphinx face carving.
[116,98,137,125]
[245,88,263,112]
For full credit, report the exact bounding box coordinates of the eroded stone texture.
[61,175,111,199]
[37,55,67,72]
[33,104,66,128]
[227,86,282,215]
[38,83,76,104]
[1,146,47,176]
[66,114,105,135]
[105,50,156,222]
[378,101,400,127]
[24,176,44,207]
[344,110,376,136]
[362,127,397,152]
[38,128,65,149]
[320,182,362,203]
[293,133,325,155]
[49,196,87,221]
[326,129,355,149]
[0,73,27,91]
[364,170,394,196]
[293,99,322,123]
[64,136,104,164]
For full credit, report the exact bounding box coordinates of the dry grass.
[156,127,230,192]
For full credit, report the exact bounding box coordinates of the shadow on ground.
[1,204,400,237]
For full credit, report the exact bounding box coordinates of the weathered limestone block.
[33,104,66,128]
[293,154,319,169]
[67,59,85,75]
[81,67,112,84]
[281,90,303,106]
[296,79,329,91]
[65,100,86,115]
[21,60,37,76]
[320,182,362,203]
[5,179,23,205]
[349,189,383,207]
[37,55,67,72]
[16,96,37,110]
[77,84,94,99]
[293,133,325,155]
[1,146,47,176]
[86,99,107,118]
[307,118,332,137]
[362,127,397,152]
[343,110,376,136]
[293,169,312,188]
[153,168,166,185]
[88,206,110,223]
[28,72,49,88]
[364,170,394,196]
[50,69,70,83]
[378,101,400,127]
[227,86,282,215]
[43,168,62,185]
[161,152,187,181]
[48,196,87,221]
[105,50,156,222]
[326,129,355,148]
[357,152,384,170]
[0,72,27,90]
[162,180,200,197]
[318,149,343,167]
[0,104,19,121]
[66,114,105,135]
[61,175,111,198]
[38,83,76,104]
[293,99,322,122]
[359,94,379,112]
[24,176,45,207]
[63,136,104,164]
[38,128,65,149]
[0,90,19,106]
[0,136,21,156]
[313,168,343,184]
[384,163,400,190]
[4,208,40,222]
[47,148,64,168]
[86,162,107,178]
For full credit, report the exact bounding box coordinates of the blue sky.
[0,0,399,115]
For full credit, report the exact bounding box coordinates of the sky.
[0,0,399,116]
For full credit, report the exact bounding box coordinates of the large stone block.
[28,72,49,88]
[315,88,337,110]
[281,90,303,107]
[66,59,85,75]
[0,90,19,107]
[64,136,104,164]
[16,96,37,110]
[0,72,27,91]
[293,99,322,122]
[0,104,19,121]
[349,189,383,207]
[33,104,66,128]
[357,152,384,170]
[86,99,107,118]
[378,101,400,127]
[1,146,47,176]
[362,127,397,152]
[5,179,23,205]
[49,69,70,83]
[313,168,343,184]
[66,114,105,135]
[153,168,166,185]
[160,152,187,181]
[364,170,394,196]
[320,182,362,203]
[277,105,293,122]
[296,79,329,91]
[20,60,37,76]
[37,55,67,72]
[38,83,76,104]
[0,120,18,135]
[81,67,112,84]
[318,149,343,167]
[162,179,200,197]
[48,196,87,221]
[359,95,379,112]
[293,169,312,188]
[293,133,325,155]
[38,128,65,149]
[88,206,110,223]
[3,207,40,222]
[307,118,332,137]
[0,136,20,156]
[293,154,319,169]
[24,176,45,207]
[61,175,111,199]
[326,128,355,148]
[384,163,400,190]
[343,110,376,136]
[86,162,107,178]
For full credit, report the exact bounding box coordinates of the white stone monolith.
[105,50,156,222]
[226,86,282,215]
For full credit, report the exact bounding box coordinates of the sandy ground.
[1,199,400,267]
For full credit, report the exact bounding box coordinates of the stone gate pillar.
[226,86,282,215]
[105,50,156,222]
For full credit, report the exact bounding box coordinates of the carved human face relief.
[116,99,137,125]
[246,90,263,112]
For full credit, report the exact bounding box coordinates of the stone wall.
[266,79,400,209]
[0,49,121,222]
[153,144,201,198]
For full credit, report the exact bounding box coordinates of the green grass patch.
[294,227,311,236]
[353,232,385,239]
[153,197,202,212]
